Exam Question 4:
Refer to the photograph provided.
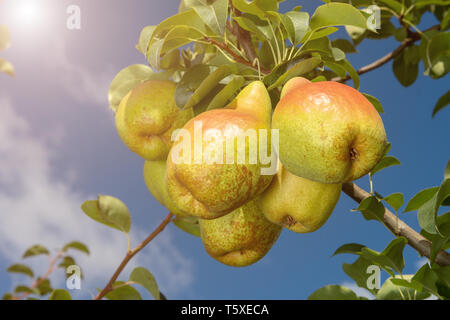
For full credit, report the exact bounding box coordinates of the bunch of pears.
[115,77,387,267]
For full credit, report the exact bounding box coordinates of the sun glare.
[13,1,42,27]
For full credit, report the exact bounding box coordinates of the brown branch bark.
[94,213,174,300]
[342,182,450,267]
[332,24,440,83]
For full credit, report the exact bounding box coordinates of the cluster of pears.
[115,77,387,267]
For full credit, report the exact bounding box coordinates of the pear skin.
[166,81,275,220]
[143,160,187,217]
[272,80,387,183]
[115,80,193,160]
[259,163,341,233]
[200,199,282,267]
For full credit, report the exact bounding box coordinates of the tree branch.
[332,24,440,83]
[342,182,450,267]
[94,213,174,300]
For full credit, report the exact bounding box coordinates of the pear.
[200,199,282,267]
[272,78,387,184]
[166,81,275,220]
[143,160,187,217]
[116,80,193,160]
[259,163,341,233]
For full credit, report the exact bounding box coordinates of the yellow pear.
[143,160,187,216]
[200,199,282,267]
[166,81,276,220]
[259,163,341,233]
[115,80,193,160]
[272,77,387,184]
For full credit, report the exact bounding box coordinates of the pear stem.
[342,182,450,267]
[94,213,174,300]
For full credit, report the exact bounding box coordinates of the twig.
[342,182,450,267]
[94,213,174,300]
[332,24,440,82]
[12,250,65,300]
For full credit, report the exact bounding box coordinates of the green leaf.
[0,25,11,50]
[0,58,14,77]
[2,293,12,300]
[383,193,404,212]
[285,11,309,45]
[446,161,450,180]
[413,263,441,298]
[331,39,357,53]
[393,49,419,87]
[404,187,439,213]
[370,156,401,176]
[58,256,76,269]
[36,278,52,296]
[334,59,360,89]
[207,76,245,111]
[432,90,450,117]
[175,64,210,108]
[308,285,359,300]
[423,32,450,79]
[6,264,34,278]
[345,25,366,45]
[193,0,228,35]
[231,0,278,20]
[129,267,160,300]
[377,276,431,300]
[342,256,378,295]
[49,289,72,300]
[234,16,271,41]
[108,64,159,113]
[394,28,407,42]
[14,286,39,295]
[418,179,450,234]
[137,25,156,55]
[362,93,384,113]
[310,3,368,31]
[333,243,365,256]
[172,216,201,237]
[81,195,131,234]
[63,241,90,255]
[361,237,408,275]
[22,245,50,258]
[105,281,142,300]
[268,57,322,90]
[184,65,234,110]
[355,196,385,222]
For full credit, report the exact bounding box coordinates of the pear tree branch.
[94,213,174,300]
[342,182,450,267]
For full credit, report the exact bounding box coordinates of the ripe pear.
[199,199,282,267]
[115,80,193,160]
[166,81,275,220]
[272,78,387,184]
[259,162,341,233]
[143,160,187,217]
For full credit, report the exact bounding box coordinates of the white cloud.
[0,98,194,299]
[340,281,375,300]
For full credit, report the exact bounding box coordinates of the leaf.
[345,25,366,45]
[308,285,359,300]
[184,65,234,110]
[0,58,14,77]
[362,93,384,113]
[0,25,10,50]
[49,289,72,300]
[418,179,450,234]
[2,293,12,300]
[285,11,309,45]
[333,243,366,256]
[332,39,357,53]
[446,161,450,180]
[432,90,450,117]
[81,196,131,234]
[268,57,322,90]
[36,278,52,296]
[370,156,401,176]
[207,76,245,111]
[193,0,228,35]
[342,256,378,295]
[108,64,155,113]
[360,237,408,275]
[231,0,278,20]
[105,281,142,300]
[404,187,439,213]
[175,64,210,108]
[58,256,76,269]
[129,267,160,300]
[172,216,201,237]
[383,193,404,212]
[422,32,450,79]
[22,245,50,258]
[393,49,419,87]
[137,26,156,55]
[377,276,431,300]
[233,16,271,41]
[355,196,385,222]
[413,263,441,298]
[63,241,90,255]
[310,3,368,31]
[14,286,39,295]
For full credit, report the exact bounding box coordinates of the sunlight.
[12,1,42,27]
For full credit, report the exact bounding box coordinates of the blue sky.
[0,0,448,299]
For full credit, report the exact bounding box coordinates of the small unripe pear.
[200,199,282,267]
[115,80,193,160]
[259,163,341,233]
